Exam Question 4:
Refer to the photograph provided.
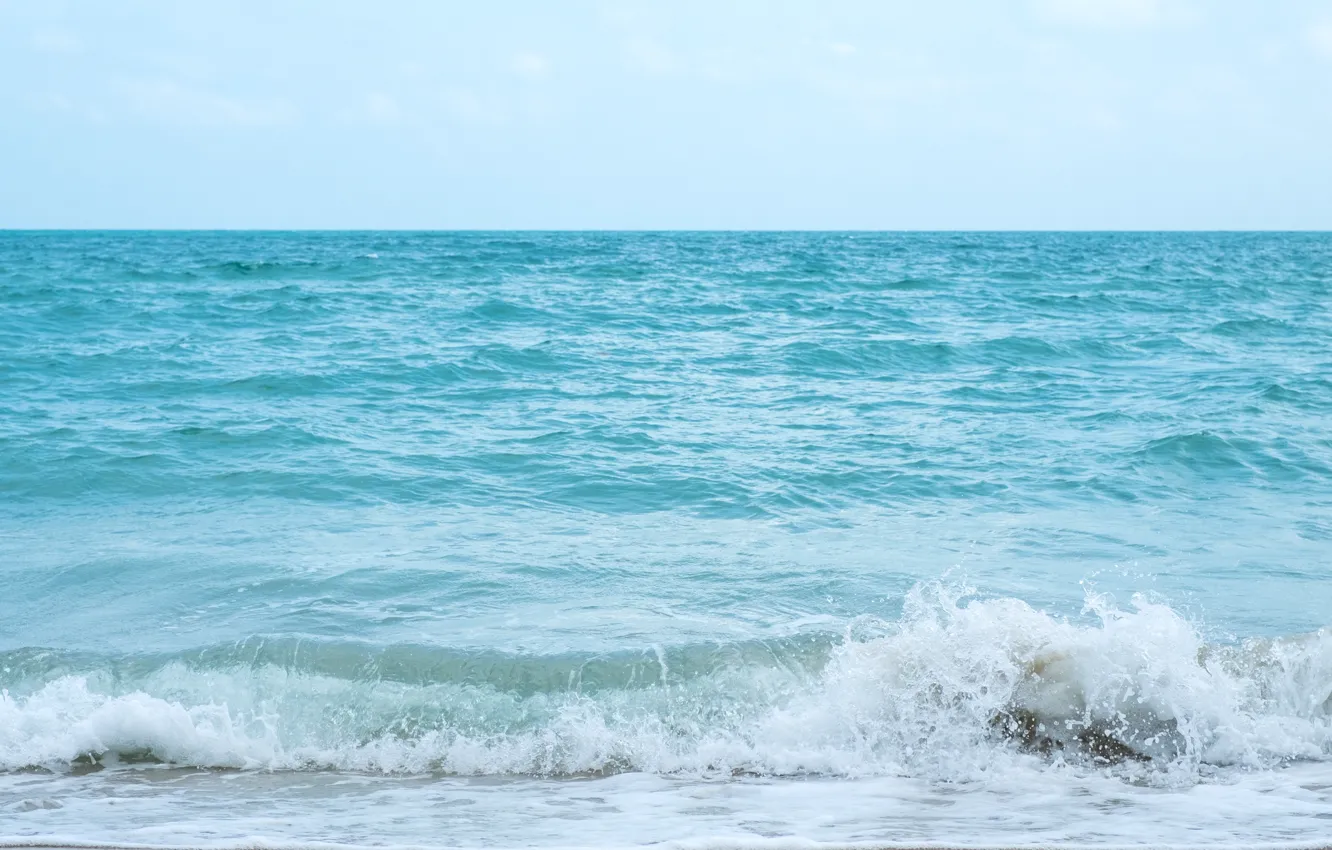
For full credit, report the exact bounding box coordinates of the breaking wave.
[2,585,1329,784]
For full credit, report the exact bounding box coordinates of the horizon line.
[3,228,1331,234]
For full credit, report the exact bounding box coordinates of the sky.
[3,0,1332,230]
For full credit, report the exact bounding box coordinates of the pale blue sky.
[3,0,1331,229]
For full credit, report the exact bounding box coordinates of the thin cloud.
[116,78,297,127]
[623,39,679,76]
[356,92,401,124]
[1309,22,1332,57]
[30,29,83,54]
[512,52,550,79]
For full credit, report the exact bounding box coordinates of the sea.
[1,231,1330,849]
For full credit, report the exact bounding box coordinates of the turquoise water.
[1,232,1330,847]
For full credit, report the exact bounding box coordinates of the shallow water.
[1,232,1330,847]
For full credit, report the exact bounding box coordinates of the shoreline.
[8,843,1332,850]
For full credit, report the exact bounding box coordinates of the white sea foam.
[5,763,1332,848]
[2,586,1328,782]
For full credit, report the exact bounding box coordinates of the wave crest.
[2,586,1328,783]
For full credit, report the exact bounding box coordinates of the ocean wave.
[1133,431,1332,482]
[3,586,1328,782]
